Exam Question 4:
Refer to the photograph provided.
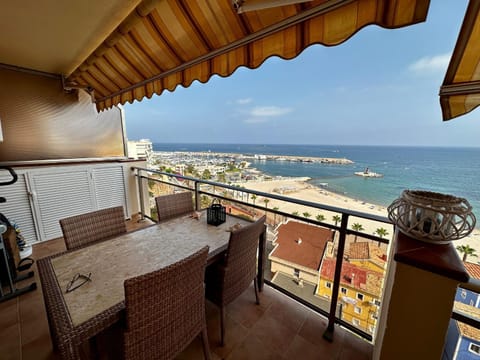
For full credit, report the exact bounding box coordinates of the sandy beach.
[243,178,480,260]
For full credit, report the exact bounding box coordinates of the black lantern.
[207,198,226,226]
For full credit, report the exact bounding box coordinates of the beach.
[243,178,480,259]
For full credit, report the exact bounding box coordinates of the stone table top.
[51,214,249,326]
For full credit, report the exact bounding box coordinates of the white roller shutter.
[28,164,128,242]
[92,166,126,210]
[0,171,38,245]
[29,169,95,241]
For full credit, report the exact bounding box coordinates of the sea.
[153,143,480,220]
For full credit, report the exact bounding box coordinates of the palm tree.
[456,244,478,262]
[332,215,341,227]
[292,211,299,216]
[251,194,257,205]
[376,228,389,237]
[331,214,342,246]
[316,214,326,222]
[303,212,311,219]
[375,227,389,247]
[273,207,279,226]
[263,198,270,215]
[351,223,364,242]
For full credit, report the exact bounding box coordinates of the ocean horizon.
[152,143,480,221]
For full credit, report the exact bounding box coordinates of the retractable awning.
[65,0,431,111]
[440,0,480,121]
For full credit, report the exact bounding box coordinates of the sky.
[124,0,479,147]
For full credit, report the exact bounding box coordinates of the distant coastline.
[152,143,480,229]
[151,144,480,252]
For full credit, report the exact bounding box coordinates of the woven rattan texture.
[38,254,124,360]
[206,215,266,306]
[123,246,210,360]
[60,206,127,250]
[155,192,194,222]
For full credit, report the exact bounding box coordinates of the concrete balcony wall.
[374,230,468,360]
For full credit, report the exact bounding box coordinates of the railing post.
[257,224,267,292]
[323,213,349,342]
[194,181,200,211]
[137,168,145,221]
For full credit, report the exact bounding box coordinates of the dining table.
[37,212,266,360]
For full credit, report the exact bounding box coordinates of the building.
[444,262,480,359]
[317,256,384,334]
[127,139,153,160]
[269,220,333,285]
[347,242,387,272]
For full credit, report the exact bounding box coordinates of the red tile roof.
[270,221,333,270]
[320,258,384,296]
[348,242,387,268]
[349,242,369,259]
[464,262,480,280]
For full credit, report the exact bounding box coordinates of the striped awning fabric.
[440,0,480,121]
[66,0,430,111]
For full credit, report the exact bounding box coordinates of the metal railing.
[132,166,480,345]
[132,166,392,342]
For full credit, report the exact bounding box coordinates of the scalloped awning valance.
[66,0,430,111]
[440,0,480,121]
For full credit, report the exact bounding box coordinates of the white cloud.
[408,53,451,74]
[243,105,293,124]
[235,98,253,105]
[250,106,292,117]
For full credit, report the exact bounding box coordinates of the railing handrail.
[131,166,391,224]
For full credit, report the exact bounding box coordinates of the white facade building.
[127,139,153,160]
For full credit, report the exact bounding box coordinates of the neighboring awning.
[440,0,480,121]
[66,0,431,111]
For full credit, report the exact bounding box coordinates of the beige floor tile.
[227,333,284,360]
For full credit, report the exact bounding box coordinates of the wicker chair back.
[123,246,210,360]
[155,192,194,222]
[60,206,127,251]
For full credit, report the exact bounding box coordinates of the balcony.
[0,214,373,360]
[0,163,479,359]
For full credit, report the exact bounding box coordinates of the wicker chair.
[59,206,127,250]
[205,215,266,346]
[122,246,212,360]
[155,192,194,222]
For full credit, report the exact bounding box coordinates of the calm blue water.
[153,143,480,219]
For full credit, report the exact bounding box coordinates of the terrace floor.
[0,216,373,359]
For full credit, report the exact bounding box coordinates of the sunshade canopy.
[63,0,431,111]
[440,0,480,121]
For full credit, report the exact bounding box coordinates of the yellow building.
[316,256,384,334]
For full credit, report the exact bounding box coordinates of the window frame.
[468,343,480,355]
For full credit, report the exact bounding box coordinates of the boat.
[354,167,383,178]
